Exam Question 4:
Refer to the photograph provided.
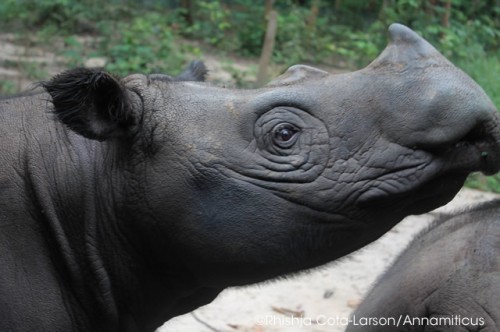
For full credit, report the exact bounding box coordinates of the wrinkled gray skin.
[0,24,499,331]
[347,200,500,332]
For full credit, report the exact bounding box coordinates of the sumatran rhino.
[347,200,500,331]
[0,23,499,331]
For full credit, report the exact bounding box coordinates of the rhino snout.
[366,24,500,177]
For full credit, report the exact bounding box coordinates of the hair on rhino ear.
[174,61,208,82]
[43,68,133,141]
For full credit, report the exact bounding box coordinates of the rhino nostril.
[436,118,500,175]
[428,121,494,154]
[416,119,498,176]
[450,128,482,151]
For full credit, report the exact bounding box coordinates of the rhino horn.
[366,23,453,71]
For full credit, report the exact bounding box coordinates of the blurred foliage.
[466,173,500,194]
[456,55,500,109]
[0,0,131,34]
[0,0,498,70]
[102,12,201,75]
[0,0,499,189]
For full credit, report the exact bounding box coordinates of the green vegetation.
[457,55,500,192]
[1,1,498,76]
[0,0,499,191]
[457,55,500,109]
[103,12,201,75]
[466,172,500,193]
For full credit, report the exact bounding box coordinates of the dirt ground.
[159,188,500,332]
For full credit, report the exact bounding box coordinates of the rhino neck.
[21,122,218,329]
[99,160,225,328]
[19,116,124,328]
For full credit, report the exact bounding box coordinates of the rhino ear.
[266,65,329,87]
[43,68,133,141]
[174,61,208,82]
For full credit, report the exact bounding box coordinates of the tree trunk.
[335,0,342,11]
[257,10,278,86]
[265,0,274,18]
[441,0,452,28]
[180,0,194,27]
[378,0,391,21]
[307,0,321,31]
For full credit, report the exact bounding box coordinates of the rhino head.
[42,24,499,326]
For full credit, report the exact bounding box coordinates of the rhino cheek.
[155,176,364,286]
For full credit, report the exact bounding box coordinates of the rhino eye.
[273,123,300,148]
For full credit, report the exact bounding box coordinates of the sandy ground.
[158,188,500,332]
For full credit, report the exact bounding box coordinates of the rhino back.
[348,201,500,331]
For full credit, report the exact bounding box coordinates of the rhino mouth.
[358,117,500,212]
[441,118,500,176]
